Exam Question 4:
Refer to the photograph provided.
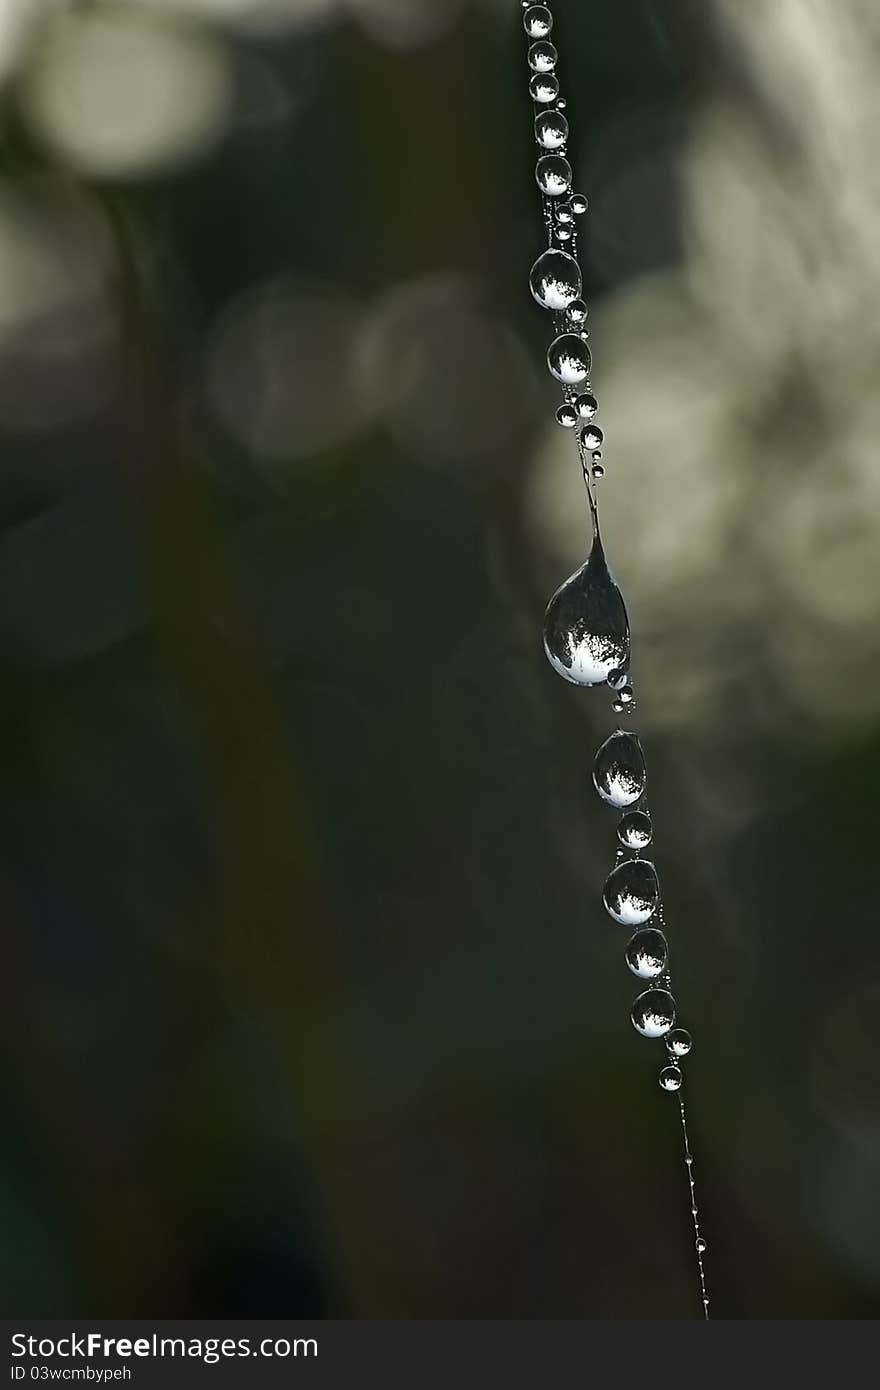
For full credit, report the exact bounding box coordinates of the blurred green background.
[1,0,879,1319]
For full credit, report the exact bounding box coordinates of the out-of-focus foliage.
[1,0,878,1318]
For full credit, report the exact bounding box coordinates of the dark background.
[1,0,878,1319]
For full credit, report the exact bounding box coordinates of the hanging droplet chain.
[521,2,710,1318]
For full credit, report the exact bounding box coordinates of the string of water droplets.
[520,2,710,1318]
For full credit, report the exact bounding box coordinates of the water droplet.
[581,425,604,451]
[557,227,572,243]
[592,464,604,479]
[593,730,645,807]
[603,858,660,925]
[625,927,668,979]
[556,403,578,429]
[529,249,582,311]
[575,392,598,420]
[667,1028,692,1058]
[696,1237,708,1254]
[535,154,572,197]
[529,72,559,103]
[607,667,627,690]
[611,698,624,712]
[566,299,588,325]
[543,535,629,686]
[547,332,591,384]
[631,987,676,1038]
[535,109,568,150]
[528,40,558,73]
[557,202,574,224]
[618,810,653,850]
[570,193,589,215]
[618,683,634,704]
[523,4,553,39]
[659,1065,683,1092]
[557,98,567,109]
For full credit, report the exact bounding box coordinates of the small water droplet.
[566,299,588,324]
[528,40,558,73]
[618,683,634,704]
[529,72,559,103]
[535,154,572,197]
[593,730,645,807]
[535,109,568,150]
[604,858,660,925]
[581,425,604,451]
[543,534,629,685]
[618,810,653,849]
[592,464,605,479]
[696,1237,708,1254]
[557,202,574,224]
[570,193,589,215]
[556,403,578,429]
[523,4,553,39]
[659,1065,683,1092]
[625,927,668,979]
[547,332,591,384]
[575,392,598,420]
[557,227,572,242]
[607,667,628,690]
[529,249,582,311]
[667,1028,692,1058]
[611,697,624,712]
[631,987,676,1038]
[557,98,567,109]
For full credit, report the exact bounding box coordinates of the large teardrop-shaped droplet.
[632,987,676,1038]
[592,730,644,806]
[543,536,630,686]
[603,858,659,925]
[529,249,582,311]
[625,927,668,979]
